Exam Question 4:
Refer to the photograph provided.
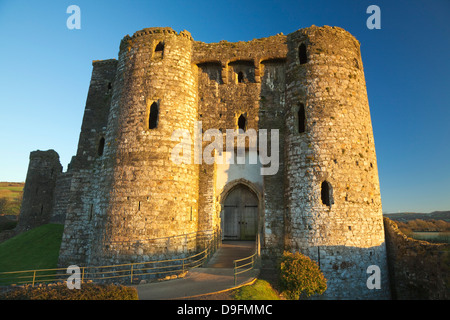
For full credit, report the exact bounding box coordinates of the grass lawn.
[0,224,65,284]
[0,182,24,216]
[233,279,281,300]
[0,182,24,200]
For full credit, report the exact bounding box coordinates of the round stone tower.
[89,27,199,265]
[284,26,390,299]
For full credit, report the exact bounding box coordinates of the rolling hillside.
[0,224,64,273]
[0,182,24,217]
[384,211,450,222]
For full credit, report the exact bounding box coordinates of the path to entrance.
[135,241,258,300]
[205,241,256,268]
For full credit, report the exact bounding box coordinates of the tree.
[434,220,450,232]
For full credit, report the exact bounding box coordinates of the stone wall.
[50,171,72,224]
[193,35,287,262]
[57,59,117,267]
[16,150,62,232]
[384,217,450,300]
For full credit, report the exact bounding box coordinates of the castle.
[17,25,391,299]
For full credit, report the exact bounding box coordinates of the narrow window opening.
[238,114,247,132]
[98,137,105,156]
[89,204,94,221]
[299,43,307,65]
[155,42,164,52]
[154,42,164,58]
[321,180,333,207]
[298,103,306,133]
[40,205,44,215]
[107,82,112,91]
[237,71,245,83]
[138,201,141,211]
[149,102,159,129]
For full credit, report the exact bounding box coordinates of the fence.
[0,230,221,288]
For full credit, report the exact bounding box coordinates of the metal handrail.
[233,234,260,286]
[107,229,214,244]
[0,230,221,288]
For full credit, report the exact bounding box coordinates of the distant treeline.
[395,219,450,233]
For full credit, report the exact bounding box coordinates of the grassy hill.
[0,224,140,299]
[0,182,24,217]
[0,182,24,198]
[384,211,450,222]
[0,224,64,274]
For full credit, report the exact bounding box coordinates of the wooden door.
[224,205,239,239]
[223,185,258,240]
[241,205,258,240]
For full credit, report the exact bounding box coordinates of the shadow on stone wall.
[262,243,391,300]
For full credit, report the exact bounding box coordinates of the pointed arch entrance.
[220,181,260,241]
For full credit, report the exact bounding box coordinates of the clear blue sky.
[0,0,449,213]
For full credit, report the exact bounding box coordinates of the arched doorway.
[222,184,259,240]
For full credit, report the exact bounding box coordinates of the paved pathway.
[205,241,256,268]
[135,241,258,300]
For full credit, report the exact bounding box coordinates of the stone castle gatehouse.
[17,25,390,299]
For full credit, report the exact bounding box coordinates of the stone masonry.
[19,25,390,299]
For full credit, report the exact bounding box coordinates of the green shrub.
[0,282,139,300]
[278,251,327,300]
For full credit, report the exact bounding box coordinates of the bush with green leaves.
[278,251,327,299]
